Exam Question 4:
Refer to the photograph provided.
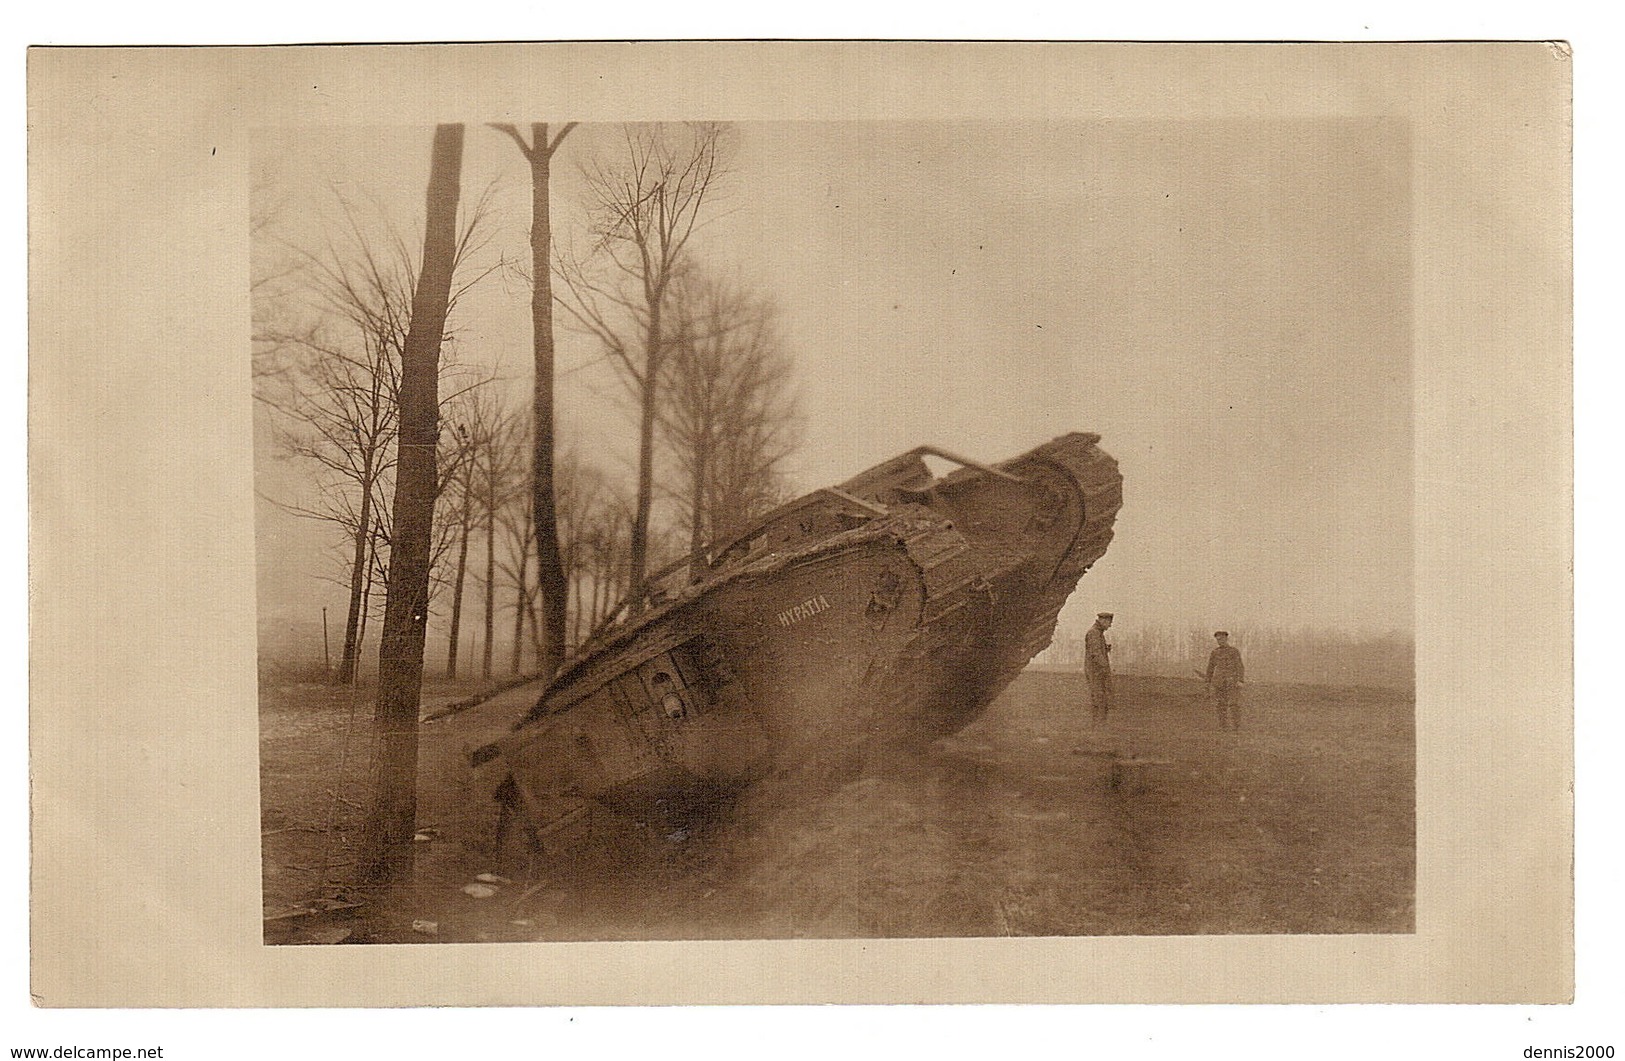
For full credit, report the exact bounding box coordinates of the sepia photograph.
[251,116,1414,945]
[26,40,1575,1016]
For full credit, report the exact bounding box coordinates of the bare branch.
[558,122,735,590]
[488,122,536,161]
[546,121,579,157]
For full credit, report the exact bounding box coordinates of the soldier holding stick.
[1205,630,1245,731]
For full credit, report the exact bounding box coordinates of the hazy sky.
[254,117,1412,653]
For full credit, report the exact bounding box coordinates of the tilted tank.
[474,432,1122,861]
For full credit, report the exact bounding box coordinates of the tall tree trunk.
[590,567,602,631]
[444,476,472,678]
[526,124,571,683]
[629,300,662,594]
[599,567,619,628]
[359,123,464,888]
[336,445,378,684]
[510,540,528,675]
[523,593,543,657]
[590,559,604,629]
[688,432,710,569]
[569,571,582,648]
[338,471,372,683]
[355,516,380,681]
[482,479,496,680]
[494,121,575,683]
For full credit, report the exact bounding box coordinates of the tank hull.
[478,432,1122,852]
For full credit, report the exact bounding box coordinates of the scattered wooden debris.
[514,881,552,905]
[419,673,545,723]
[262,897,364,925]
[303,925,353,945]
[264,906,317,924]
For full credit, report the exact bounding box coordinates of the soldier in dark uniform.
[1084,612,1114,725]
[1205,630,1245,731]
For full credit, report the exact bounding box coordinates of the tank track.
[873,433,1122,743]
[1001,431,1124,673]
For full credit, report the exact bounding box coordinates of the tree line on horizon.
[1035,619,1414,689]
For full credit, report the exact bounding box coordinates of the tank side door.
[506,687,659,805]
[621,657,691,748]
[667,636,771,782]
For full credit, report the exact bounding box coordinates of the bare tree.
[496,488,535,675]
[489,412,541,675]
[489,121,577,684]
[441,423,475,679]
[557,122,730,594]
[345,363,486,684]
[553,449,630,647]
[438,413,488,680]
[250,172,302,388]
[258,209,414,685]
[440,385,525,679]
[360,123,465,888]
[474,404,527,680]
[485,436,638,669]
[256,177,497,683]
[661,270,801,563]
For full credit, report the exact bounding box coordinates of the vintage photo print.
[250,115,1412,944]
[28,42,1571,1006]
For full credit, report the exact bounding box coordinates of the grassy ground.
[260,670,1414,943]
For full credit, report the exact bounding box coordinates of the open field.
[260,670,1414,943]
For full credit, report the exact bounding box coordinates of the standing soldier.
[1206,630,1245,731]
[1085,612,1115,725]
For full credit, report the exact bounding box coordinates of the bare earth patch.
[260,671,1414,943]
